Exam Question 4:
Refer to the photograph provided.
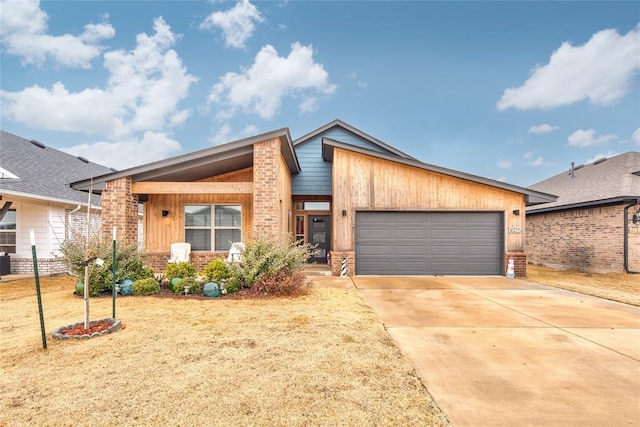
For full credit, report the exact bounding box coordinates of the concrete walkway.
[353,276,640,427]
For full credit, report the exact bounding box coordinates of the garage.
[355,211,504,275]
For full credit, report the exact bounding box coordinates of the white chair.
[168,242,191,263]
[226,242,245,263]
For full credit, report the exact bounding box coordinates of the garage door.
[355,211,503,275]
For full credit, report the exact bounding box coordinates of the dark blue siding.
[292,128,390,196]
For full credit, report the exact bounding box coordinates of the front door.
[308,215,330,263]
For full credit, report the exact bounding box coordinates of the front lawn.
[526,264,639,306]
[0,275,450,426]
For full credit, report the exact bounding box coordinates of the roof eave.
[296,119,416,160]
[71,127,300,192]
[526,196,639,215]
[0,188,97,207]
[322,139,557,205]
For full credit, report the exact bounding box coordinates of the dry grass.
[0,275,450,427]
[526,264,640,306]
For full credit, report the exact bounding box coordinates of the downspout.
[623,198,640,274]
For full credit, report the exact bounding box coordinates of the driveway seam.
[458,287,640,363]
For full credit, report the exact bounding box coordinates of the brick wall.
[505,252,527,277]
[330,251,355,276]
[101,177,139,245]
[145,251,227,274]
[526,204,628,273]
[10,257,66,275]
[253,138,282,244]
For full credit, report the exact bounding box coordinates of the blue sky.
[1,0,638,187]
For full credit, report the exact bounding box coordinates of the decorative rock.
[75,280,84,296]
[170,277,183,293]
[52,318,121,340]
[203,282,221,298]
[119,279,133,295]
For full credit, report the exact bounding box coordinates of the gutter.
[624,198,640,274]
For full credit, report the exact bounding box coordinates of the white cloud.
[527,156,553,167]
[200,0,263,49]
[208,42,336,120]
[528,124,559,134]
[523,151,553,167]
[497,24,640,110]
[209,123,260,145]
[585,151,620,164]
[0,0,114,68]
[632,128,640,145]
[1,17,197,169]
[497,159,512,169]
[567,129,617,147]
[63,131,181,169]
[351,71,367,88]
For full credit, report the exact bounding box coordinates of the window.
[294,201,330,211]
[0,210,16,254]
[184,205,241,251]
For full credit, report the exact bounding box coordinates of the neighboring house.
[0,131,113,275]
[71,120,556,277]
[526,152,640,273]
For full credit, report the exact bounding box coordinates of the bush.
[165,262,196,281]
[132,278,161,296]
[59,238,154,297]
[248,268,308,297]
[225,239,310,294]
[173,276,201,295]
[200,258,230,283]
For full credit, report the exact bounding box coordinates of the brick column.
[101,177,138,245]
[505,252,527,277]
[253,138,282,244]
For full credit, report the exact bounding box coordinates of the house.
[526,151,640,273]
[0,130,113,275]
[71,120,556,277]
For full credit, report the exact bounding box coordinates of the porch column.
[253,138,282,244]
[101,177,138,245]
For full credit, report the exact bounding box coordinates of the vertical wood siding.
[143,168,254,252]
[332,148,526,252]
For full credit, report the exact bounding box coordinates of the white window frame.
[0,209,17,254]
[184,204,241,252]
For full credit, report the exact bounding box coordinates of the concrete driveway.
[353,276,640,427]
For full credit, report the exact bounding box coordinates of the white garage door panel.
[355,211,503,275]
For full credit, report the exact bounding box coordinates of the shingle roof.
[527,151,640,213]
[0,130,113,205]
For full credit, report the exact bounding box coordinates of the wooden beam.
[0,201,12,222]
[131,182,253,195]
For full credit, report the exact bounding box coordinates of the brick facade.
[526,204,639,273]
[10,257,66,275]
[330,251,355,276]
[505,252,527,277]
[145,251,227,274]
[253,138,283,244]
[101,177,139,246]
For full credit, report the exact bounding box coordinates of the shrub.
[225,239,310,294]
[248,268,308,297]
[132,278,161,296]
[173,276,201,295]
[200,258,230,283]
[165,262,196,281]
[59,238,154,297]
